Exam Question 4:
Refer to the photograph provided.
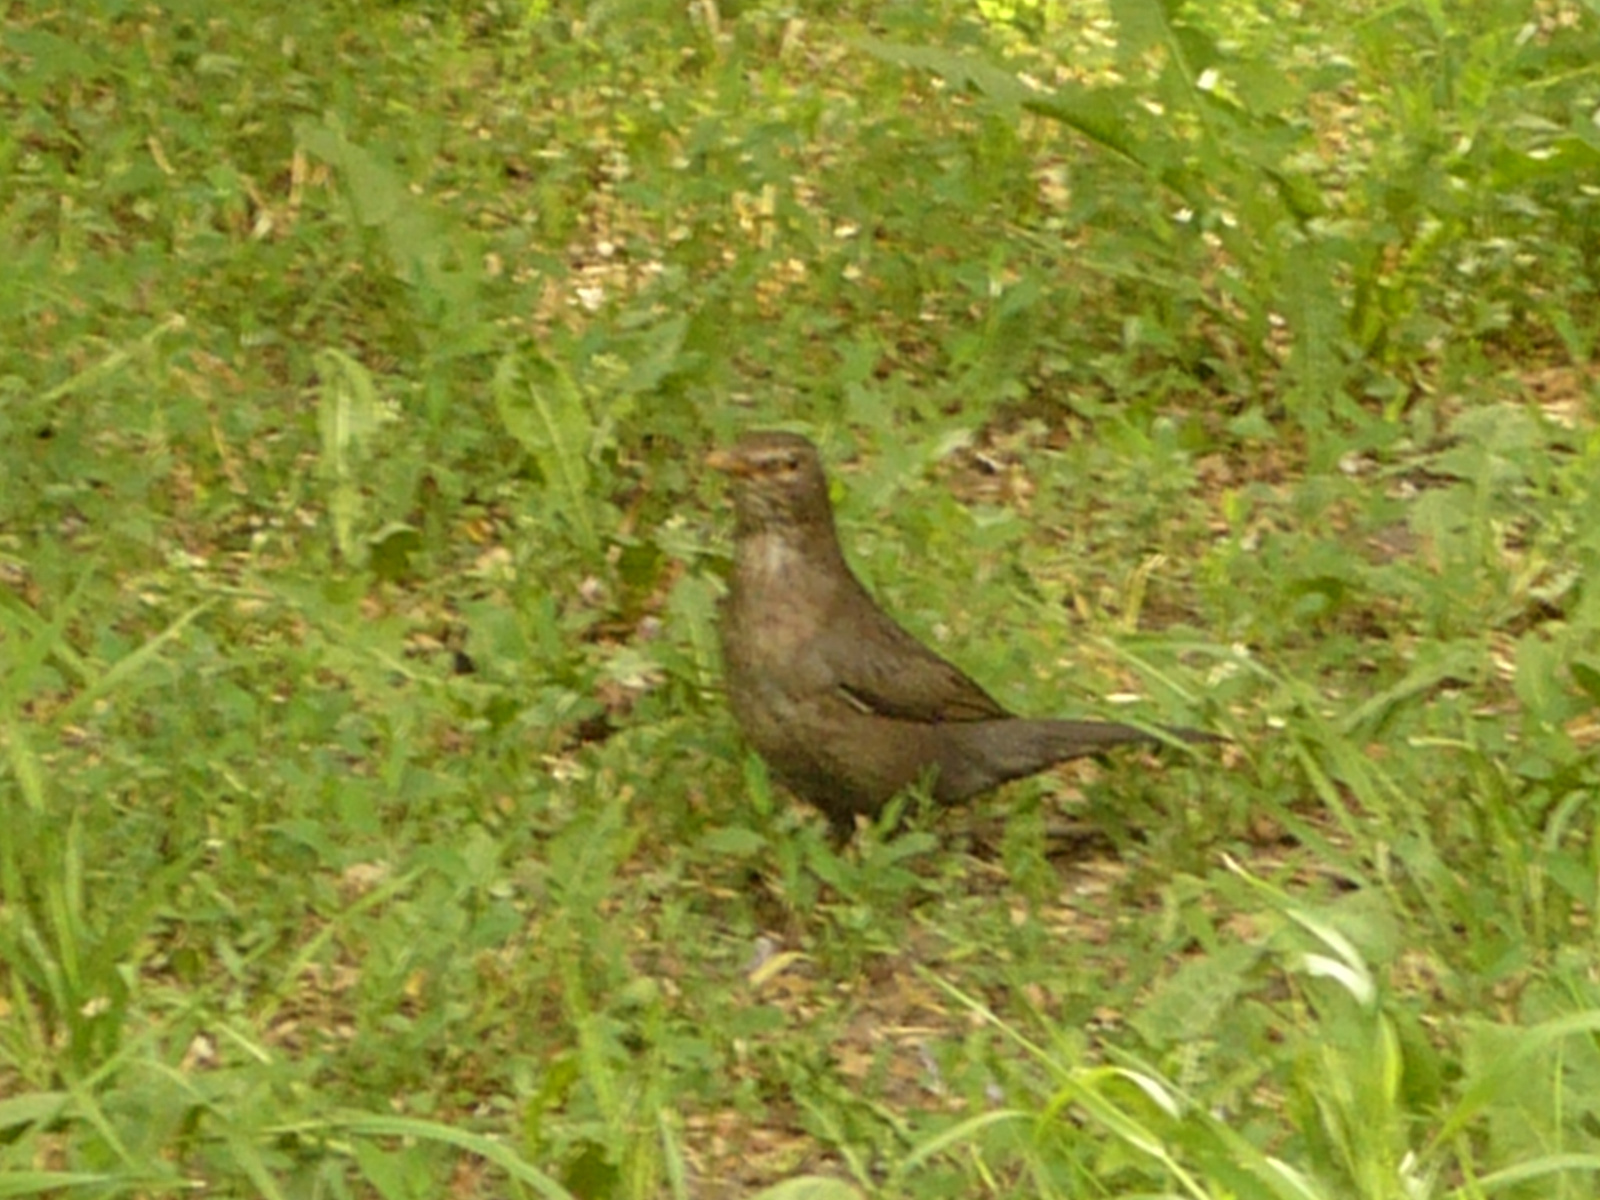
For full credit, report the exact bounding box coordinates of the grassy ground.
[4,0,1600,1196]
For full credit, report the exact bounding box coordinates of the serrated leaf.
[297,119,406,227]
[620,315,689,395]
[1109,0,1173,58]
[1514,633,1565,725]
[494,351,601,555]
[314,348,385,564]
[851,39,1031,109]
[1024,84,1152,169]
[1129,942,1262,1047]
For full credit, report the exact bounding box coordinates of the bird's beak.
[706,449,752,477]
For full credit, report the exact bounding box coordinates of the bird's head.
[707,431,835,535]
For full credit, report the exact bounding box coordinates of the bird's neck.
[734,517,852,594]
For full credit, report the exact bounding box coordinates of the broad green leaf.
[494,351,602,556]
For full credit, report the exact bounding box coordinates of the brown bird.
[708,430,1219,839]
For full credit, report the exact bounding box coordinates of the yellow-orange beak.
[705,448,753,477]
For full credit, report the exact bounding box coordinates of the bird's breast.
[727,534,839,683]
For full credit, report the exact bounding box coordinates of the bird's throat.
[740,528,806,590]
[732,521,854,631]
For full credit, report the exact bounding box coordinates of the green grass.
[3,0,1600,1196]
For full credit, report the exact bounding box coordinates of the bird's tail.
[934,718,1216,805]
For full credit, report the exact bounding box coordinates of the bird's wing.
[821,597,1011,724]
